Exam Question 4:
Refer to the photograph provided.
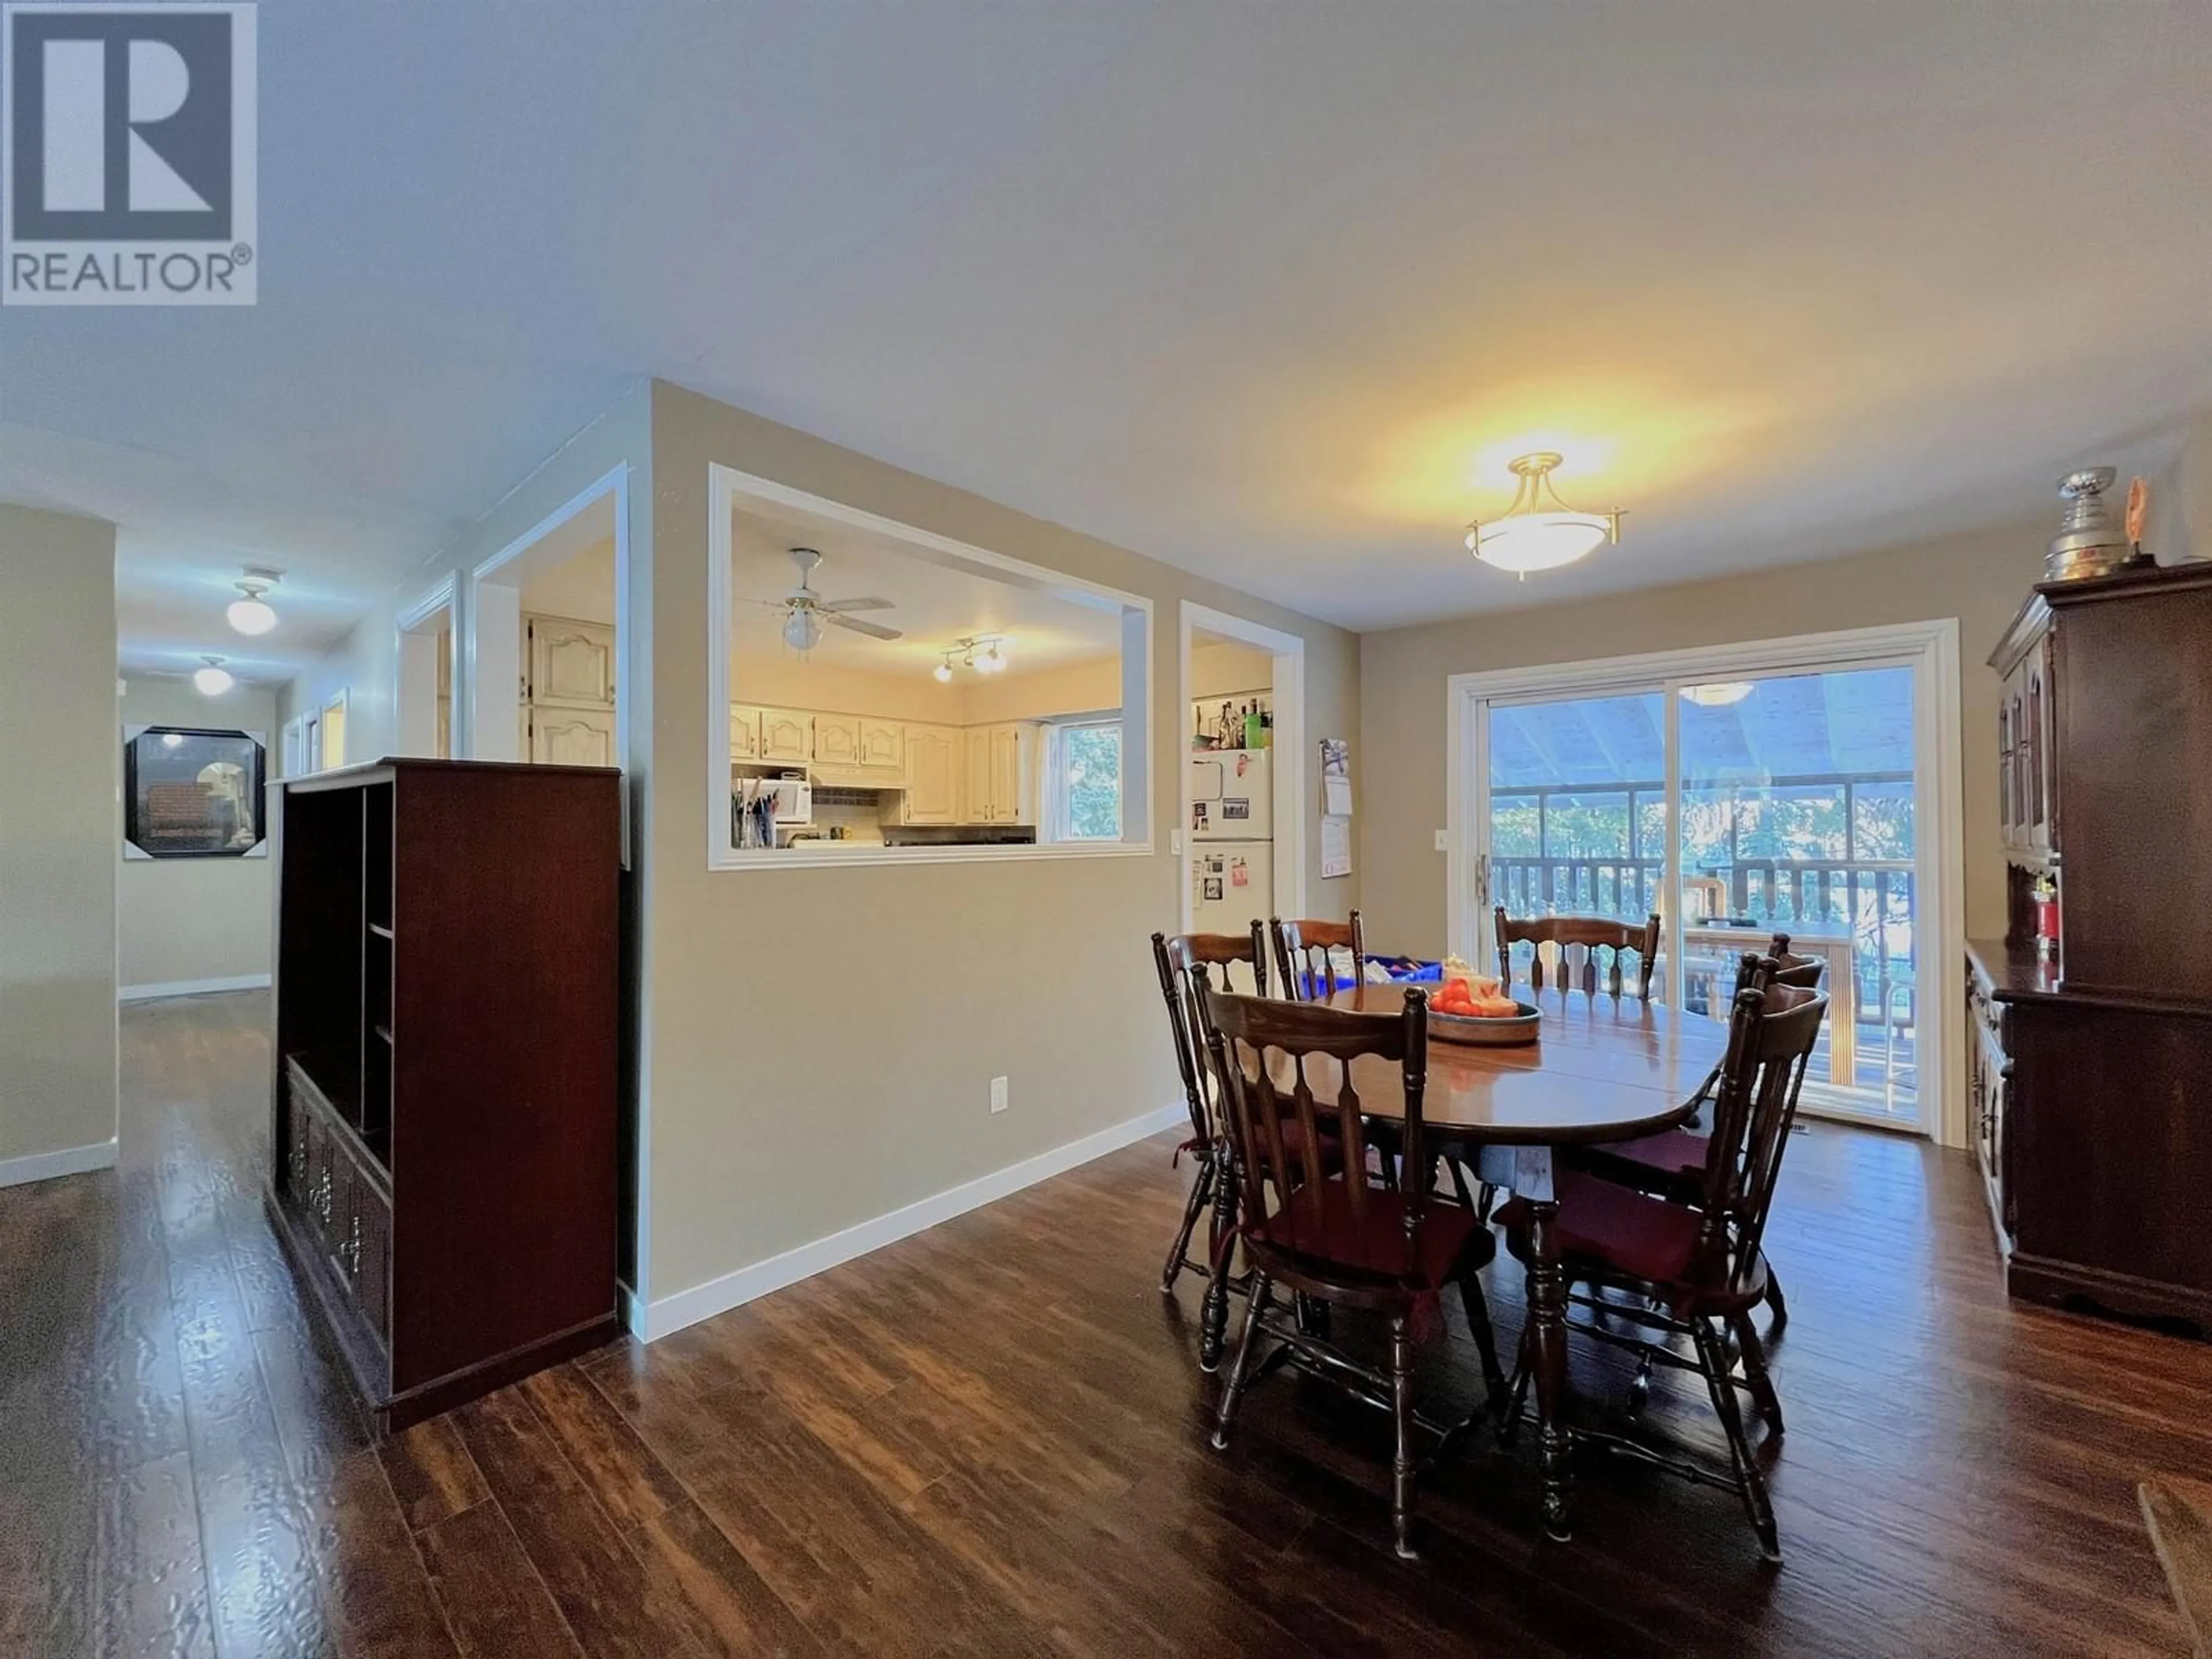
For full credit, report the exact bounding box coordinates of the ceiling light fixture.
[193,656,235,696]
[226,566,283,635]
[782,608,823,653]
[1679,681,1755,707]
[942,635,1013,677]
[1465,452,1623,578]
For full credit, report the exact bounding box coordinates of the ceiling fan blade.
[819,597,895,613]
[826,614,903,641]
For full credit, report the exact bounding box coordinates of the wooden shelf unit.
[266,757,622,1430]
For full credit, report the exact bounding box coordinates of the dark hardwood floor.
[2,990,2203,1656]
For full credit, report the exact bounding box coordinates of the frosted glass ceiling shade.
[226,571,281,635]
[226,593,278,634]
[1679,681,1755,707]
[193,656,234,695]
[782,608,823,652]
[1466,452,1622,576]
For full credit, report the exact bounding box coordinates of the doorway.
[1448,622,1963,1141]
[465,467,628,770]
[395,579,456,759]
[1178,603,1305,937]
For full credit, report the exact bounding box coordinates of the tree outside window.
[1056,722,1122,840]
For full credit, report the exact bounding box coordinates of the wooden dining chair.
[1198,978,1505,1562]
[1151,927,1270,1297]
[1495,907,1661,999]
[1565,942,1821,1326]
[1497,974,1828,1560]
[1270,911,1367,1002]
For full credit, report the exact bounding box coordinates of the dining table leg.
[1522,1195,1575,1542]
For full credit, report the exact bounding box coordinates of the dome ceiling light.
[193,656,235,696]
[1679,681,1755,707]
[1465,452,1623,578]
[226,566,283,635]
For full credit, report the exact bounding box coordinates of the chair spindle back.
[1494,908,1662,999]
[1154,927,1270,1144]
[1199,978,1430,1275]
[1271,911,1367,1002]
[1698,959,1827,1287]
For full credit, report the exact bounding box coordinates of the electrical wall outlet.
[990,1075,1009,1114]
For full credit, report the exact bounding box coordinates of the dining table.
[1197,980,1730,1543]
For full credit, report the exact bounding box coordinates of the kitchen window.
[1045,718,1123,842]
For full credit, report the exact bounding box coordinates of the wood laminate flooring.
[1,990,2203,1656]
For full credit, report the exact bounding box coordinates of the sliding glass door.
[1469,654,1931,1131]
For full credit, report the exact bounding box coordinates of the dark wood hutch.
[265,757,622,1429]
[1969,562,2212,1331]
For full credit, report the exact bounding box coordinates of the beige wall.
[518,537,617,625]
[118,676,276,991]
[1357,517,2052,959]
[643,379,1358,1307]
[1191,637,1274,699]
[734,656,972,724]
[1,505,119,1178]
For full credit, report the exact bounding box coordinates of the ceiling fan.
[750,547,902,652]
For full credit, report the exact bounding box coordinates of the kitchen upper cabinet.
[963,722,1038,823]
[812,716,862,768]
[528,616,615,708]
[902,726,959,824]
[533,708,615,768]
[729,706,762,763]
[759,708,812,763]
[857,718,904,772]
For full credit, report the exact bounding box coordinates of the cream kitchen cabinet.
[729,706,762,763]
[531,707,615,767]
[899,725,960,824]
[963,722,1038,823]
[812,715,863,768]
[758,707,813,763]
[857,718,904,773]
[528,616,615,707]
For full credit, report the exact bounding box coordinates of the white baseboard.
[644,1101,1183,1342]
[0,1138,118,1190]
[119,974,271,1003]
[616,1279,645,1339]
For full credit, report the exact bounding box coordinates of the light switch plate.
[990,1076,1009,1114]
[1434,829,1450,852]
[1171,829,1184,855]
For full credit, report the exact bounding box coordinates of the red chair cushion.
[1497,1170,1703,1286]
[1595,1127,1708,1181]
[1250,1184,1495,1288]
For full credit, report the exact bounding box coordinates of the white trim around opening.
[1177,601,1307,930]
[1445,618,1966,1147]
[705,464,1156,872]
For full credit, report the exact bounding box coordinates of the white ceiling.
[733,504,1123,676]
[5,2,2211,663]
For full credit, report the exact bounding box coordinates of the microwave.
[762,776,812,825]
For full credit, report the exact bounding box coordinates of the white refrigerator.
[1190,751,1273,937]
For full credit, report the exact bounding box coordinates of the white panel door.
[532,708,615,767]
[529,616,615,707]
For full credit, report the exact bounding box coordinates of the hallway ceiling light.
[225,567,283,635]
[1465,452,1623,577]
[1679,681,1755,707]
[933,654,955,683]
[193,656,235,696]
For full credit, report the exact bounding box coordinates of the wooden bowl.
[1428,999,1541,1046]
